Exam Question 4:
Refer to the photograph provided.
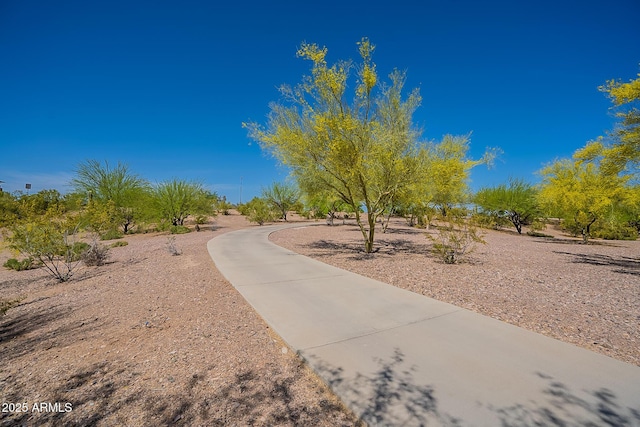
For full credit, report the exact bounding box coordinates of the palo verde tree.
[538,153,629,243]
[244,38,421,253]
[425,134,498,217]
[153,179,213,226]
[474,179,539,234]
[261,181,299,221]
[595,71,640,176]
[71,160,150,233]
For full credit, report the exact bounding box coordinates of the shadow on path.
[307,348,640,426]
[493,372,640,426]
[309,348,462,426]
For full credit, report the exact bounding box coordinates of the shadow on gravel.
[307,238,430,259]
[1,359,358,427]
[0,303,84,362]
[554,251,640,276]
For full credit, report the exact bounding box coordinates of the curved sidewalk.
[208,224,640,426]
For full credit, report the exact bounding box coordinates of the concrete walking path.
[207,224,640,426]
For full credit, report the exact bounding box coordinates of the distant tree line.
[0,160,226,283]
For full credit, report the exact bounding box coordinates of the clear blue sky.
[1,0,639,203]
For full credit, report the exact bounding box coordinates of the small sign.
[25,183,31,190]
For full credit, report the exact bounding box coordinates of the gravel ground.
[0,213,359,426]
[270,217,640,367]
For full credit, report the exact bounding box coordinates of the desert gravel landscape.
[0,213,359,427]
[1,212,638,426]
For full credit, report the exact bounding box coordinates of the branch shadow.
[305,349,640,427]
[553,251,640,276]
[308,348,462,426]
[0,303,92,363]
[192,367,357,426]
[492,372,640,426]
[1,358,359,426]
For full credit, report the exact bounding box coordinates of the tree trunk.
[354,208,376,253]
[581,215,597,243]
[510,212,522,234]
[366,213,376,253]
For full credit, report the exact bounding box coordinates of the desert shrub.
[1,298,22,316]
[71,242,91,261]
[214,199,233,215]
[166,236,182,256]
[170,225,191,234]
[81,241,110,266]
[470,212,507,230]
[428,217,485,264]
[194,214,209,224]
[245,197,278,225]
[110,240,128,247]
[593,224,637,240]
[100,228,123,241]
[6,221,82,282]
[3,258,34,271]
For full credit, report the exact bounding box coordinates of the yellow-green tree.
[538,154,629,243]
[391,135,496,228]
[597,71,640,175]
[261,182,299,221]
[244,39,421,253]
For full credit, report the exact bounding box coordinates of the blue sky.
[1,0,639,203]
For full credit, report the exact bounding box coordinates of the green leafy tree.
[71,160,150,233]
[474,179,540,234]
[244,38,422,253]
[538,156,629,243]
[304,191,347,224]
[153,179,212,226]
[261,182,299,221]
[244,197,277,225]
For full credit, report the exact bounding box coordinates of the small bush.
[3,258,34,271]
[1,298,22,316]
[593,226,637,241]
[100,228,123,241]
[110,240,128,248]
[81,242,110,266]
[6,221,83,282]
[194,214,209,224]
[71,242,90,261]
[169,225,191,234]
[166,236,182,256]
[428,217,485,264]
[470,212,507,230]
